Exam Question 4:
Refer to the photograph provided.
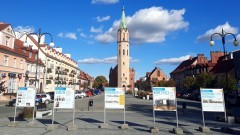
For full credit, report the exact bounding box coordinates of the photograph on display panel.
[153,87,176,111]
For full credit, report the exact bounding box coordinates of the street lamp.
[210,28,239,94]
[210,28,239,55]
[23,28,54,93]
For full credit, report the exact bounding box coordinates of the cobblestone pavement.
[0,93,239,135]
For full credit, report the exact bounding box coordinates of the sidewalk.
[0,111,239,135]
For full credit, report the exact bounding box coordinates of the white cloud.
[90,26,103,33]
[66,33,77,39]
[197,22,238,42]
[96,16,110,22]
[78,56,139,64]
[91,0,119,4]
[154,55,191,65]
[14,26,35,38]
[80,33,87,38]
[57,32,63,37]
[58,32,77,40]
[95,6,189,44]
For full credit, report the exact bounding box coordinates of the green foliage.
[194,73,214,88]
[183,76,196,90]
[93,76,108,89]
[157,80,175,87]
[135,81,148,91]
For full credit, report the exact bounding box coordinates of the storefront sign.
[16,87,36,107]
[153,87,176,111]
[105,87,125,109]
[200,88,224,112]
[54,87,75,109]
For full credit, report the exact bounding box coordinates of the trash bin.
[89,99,93,107]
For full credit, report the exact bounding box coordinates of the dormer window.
[29,52,32,58]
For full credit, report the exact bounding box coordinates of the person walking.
[182,102,187,113]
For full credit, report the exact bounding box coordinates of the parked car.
[85,90,93,97]
[182,93,194,99]
[46,92,54,101]
[75,91,86,99]
[8,99,16,107]
[36,93,52,104]
[93,89,101,95]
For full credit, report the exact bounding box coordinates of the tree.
[183,76,196,90]
[194,73,214,89]
[157,80,175,87]
[93,76,108,89]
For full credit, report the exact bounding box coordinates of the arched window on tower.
[123,73,125,76]
[127,50,128,56]
[123,33,125,41]
[119,49,121,56]
[123,49,125,55]
[126,33,128,41]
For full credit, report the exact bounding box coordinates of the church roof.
[119,6,127,29]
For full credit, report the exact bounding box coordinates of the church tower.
[117,6,129,87]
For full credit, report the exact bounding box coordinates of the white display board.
[16,87,36,107]
[54,87,75,109]
[105,87,125,109]
[200,88,225,112]
[153,87,176,111]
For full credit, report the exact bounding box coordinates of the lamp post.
[23,28,54,93]
[210,28,239,94]
[210,28,239,133]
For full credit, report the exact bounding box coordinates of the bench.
[36,110,52,118]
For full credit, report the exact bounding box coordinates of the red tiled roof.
[0,23,9,31]
[210,59,234,73]
[170,57,197,74]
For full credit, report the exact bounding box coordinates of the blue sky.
[1,0,240,80]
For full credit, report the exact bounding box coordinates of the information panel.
[153,87,176,111]
[105,87,125,109]
[200,88,224,112]
[16,87,36,107]
[54,87,75,109]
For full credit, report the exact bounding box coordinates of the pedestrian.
[182,102,186,113]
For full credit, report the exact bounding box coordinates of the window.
[123,49,125,55]
[123,62,125,65]
[123,33,125,41]
[119,49,121,56]
[20,60,23,69]
[5,36,10,47]
[27,64,30,71]
[3,56,8,66]
[127,50,128,56]
[123,73,125,76]
[29,52,32,58]
[13,58,17,67]
[157,70,160,77]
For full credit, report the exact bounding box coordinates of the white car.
[75,91,86,99]
[36,93,52,104]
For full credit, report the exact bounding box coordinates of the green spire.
[119,6,127,29]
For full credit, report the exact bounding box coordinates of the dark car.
[94,89,101,95]
[8,99,16,107]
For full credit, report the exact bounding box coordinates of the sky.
[1,0,240,81]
